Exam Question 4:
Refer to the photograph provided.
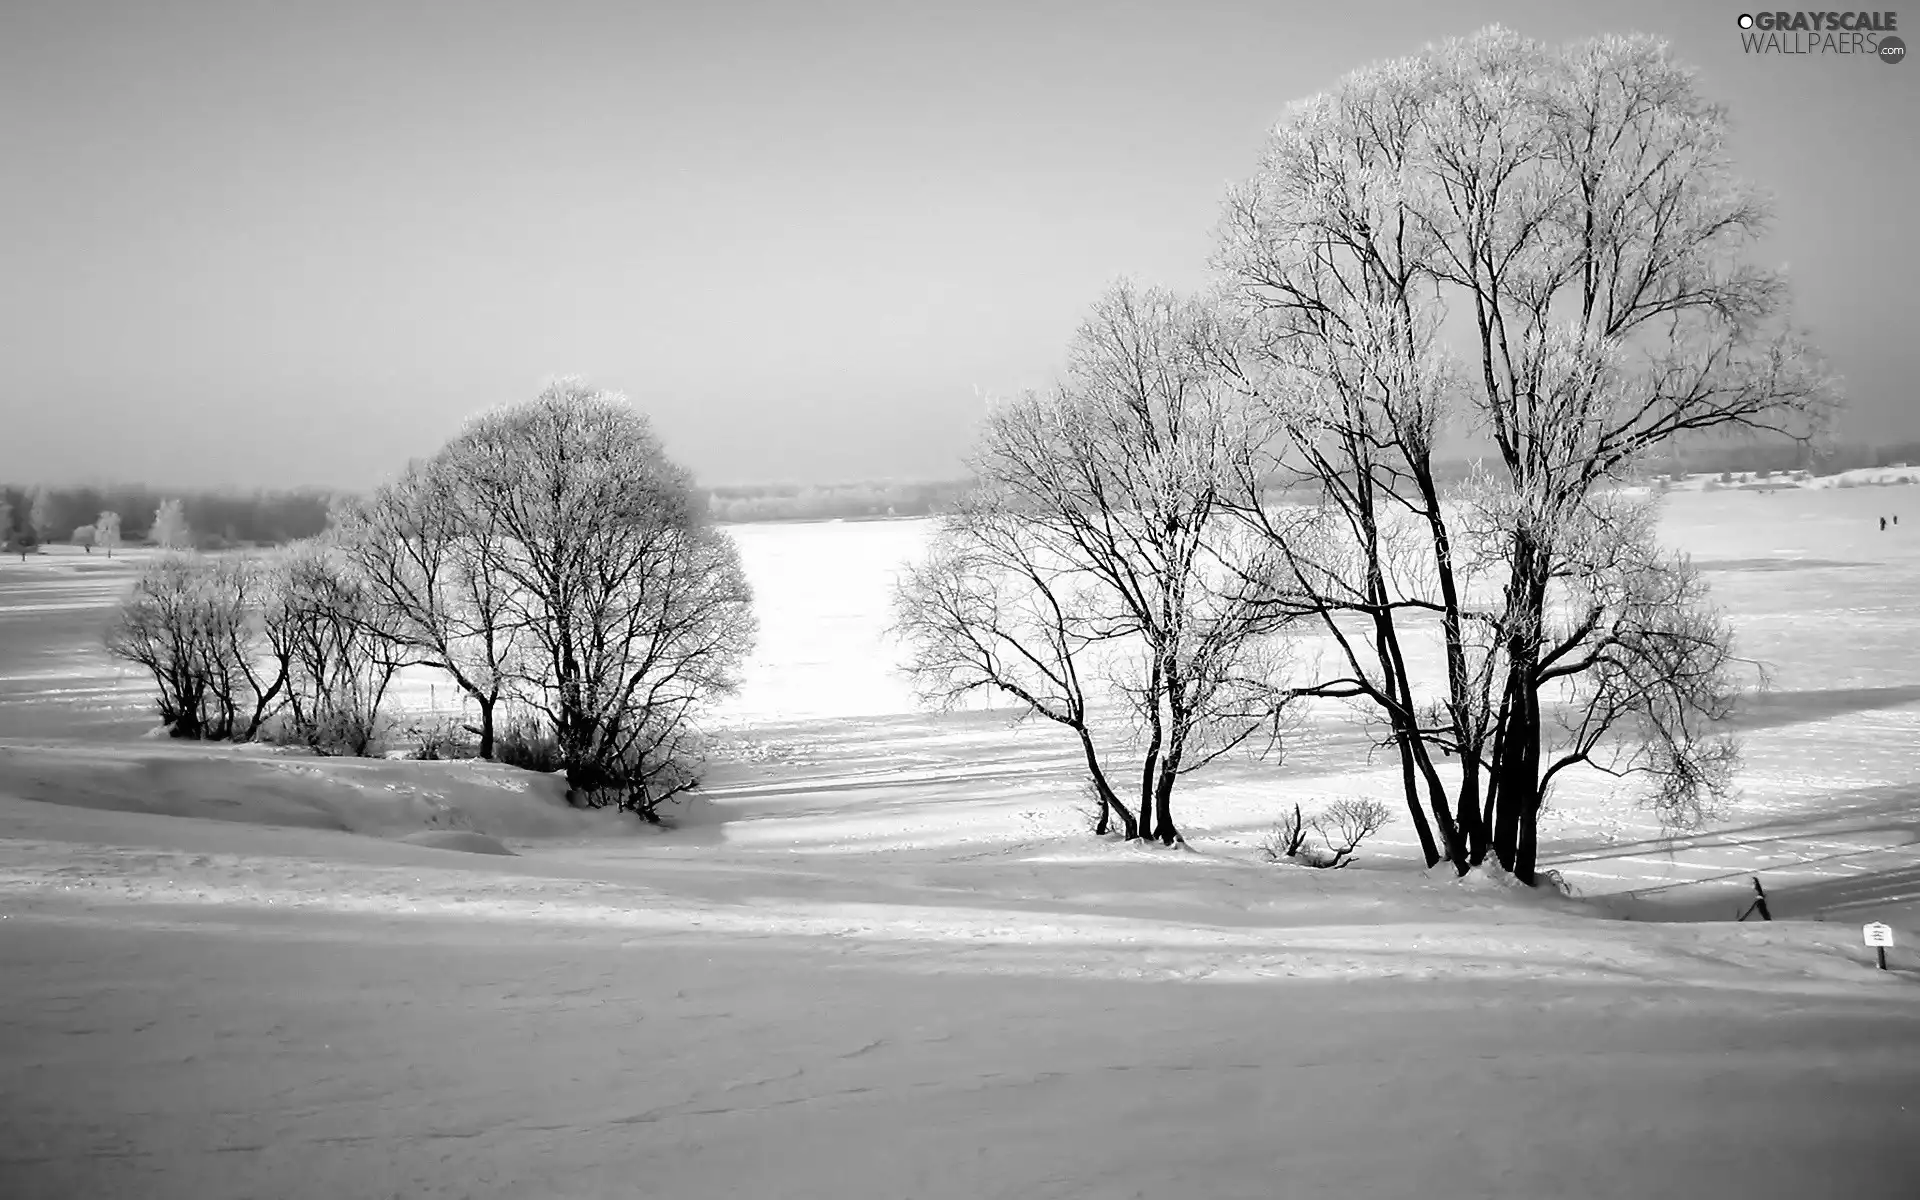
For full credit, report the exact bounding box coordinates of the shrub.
[560,717,708,823]
[1309,799,1393,868]
[401,716,479,761]
[1261,798,1392,868]
[494,718,565,774]
[261,706,385,758]
[1259,803,1312,861]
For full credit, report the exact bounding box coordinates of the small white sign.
[1864,922,1895,948]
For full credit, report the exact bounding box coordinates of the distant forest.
[0,483,336,550]
[5,439,1919,549]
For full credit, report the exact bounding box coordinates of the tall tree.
[897,281,1303,844]
[150,499,192,550]
[270,538,404,756]
[104,552,287,740]
[333,458,525,758]
[439,379,756,818]
[27,487,57,545]
[1214,27,1835,881]
[96,511,122,558]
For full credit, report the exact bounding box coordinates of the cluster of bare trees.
[105,542,402,749]
[107,380,756,821]
[896,27,1836,881]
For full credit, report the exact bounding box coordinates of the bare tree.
[96,511,122,558]
[1214,27,1837,881]
[897,281,1304,844]
[1308,798,1393,868]
[438,379,756,818]
[1259,803,1312,861]
[269,539,404,757]
[894,487,1142,837]
[0,498,14,559]
[150,498,192,550]
[333,458,525,759]
[104,552,286,739]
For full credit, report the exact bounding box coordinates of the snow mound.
[0,742,633,842]
[398,830,517,855]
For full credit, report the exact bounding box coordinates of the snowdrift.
[0,741,633,845]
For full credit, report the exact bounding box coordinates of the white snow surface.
[2,488,1920,1198]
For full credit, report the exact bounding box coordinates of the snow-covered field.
[3,487,1919,1197]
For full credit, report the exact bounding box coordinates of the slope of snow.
[4,491,1920,1197]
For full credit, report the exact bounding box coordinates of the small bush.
[1259,803,1312,861]
[1261,798,1392,868]
[1309,798,1392,868]
[260,707,385,757]
[401,716,478,761]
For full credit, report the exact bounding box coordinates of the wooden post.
[1878,946,1889,971]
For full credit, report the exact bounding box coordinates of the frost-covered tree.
[333,457,526,759]
[150,498,192,549]
[72,524,97,552]
[896,281,1303,844]
[104,552,287,740]
[268,538,404,756]
[438,379,756,818]
[96,511,122,558]
[27,487,57,545]
[1214,26,1837,881]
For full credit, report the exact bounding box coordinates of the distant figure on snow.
[1881,517,1888,531]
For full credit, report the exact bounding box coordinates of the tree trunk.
[1137,670,1164,843]
[1515,794,1540,887]
[1078,730,1136,839]
[1490,531,1549,881]
[1414,455,1484,871]
[1490,681,1526,873]
[1365,568,1463,870]
[475,694,497,761]
[1152,765,1180,845]
[1457,764,1486,865]
[1392,728,1442,867]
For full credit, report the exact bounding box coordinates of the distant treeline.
[0,484,336,550]
[702,479,973,523]
[6,441,1919,549]
[1639,439,1920,478]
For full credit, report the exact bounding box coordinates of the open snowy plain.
[2,482,1918,1198]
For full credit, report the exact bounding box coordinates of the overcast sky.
[1,0,1913,490]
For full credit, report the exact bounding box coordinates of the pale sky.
[1,0,1913,489]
